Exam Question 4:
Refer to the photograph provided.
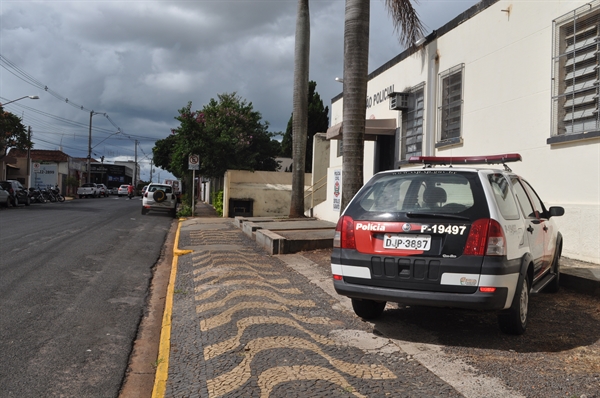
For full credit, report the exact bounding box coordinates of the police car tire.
[498,276,529,335]
[351,298,386,320]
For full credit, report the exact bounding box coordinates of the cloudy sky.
[1,0,479,182]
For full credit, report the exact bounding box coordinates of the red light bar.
[408,153,522,165]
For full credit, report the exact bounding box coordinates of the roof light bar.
[408,153,522,165]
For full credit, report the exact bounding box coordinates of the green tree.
[153,93,280,180]
[289,0,310,218]
[281,81,329,173]
[0,106,30,161]
[341,0,423,210]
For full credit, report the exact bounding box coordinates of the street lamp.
[87,110,107,183]
[1,95,39,106]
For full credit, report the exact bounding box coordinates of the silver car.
[117,185,129,197]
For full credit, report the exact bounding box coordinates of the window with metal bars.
[438,64,464,145]
[552,1,600,137]
[400,84,424,162]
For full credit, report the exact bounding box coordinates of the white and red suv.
[331,154,564,335]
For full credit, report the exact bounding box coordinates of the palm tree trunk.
[341,0,369,211]
[340,0,423,211]
[289,0,310,218]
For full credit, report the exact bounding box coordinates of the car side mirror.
[548,206,564,217]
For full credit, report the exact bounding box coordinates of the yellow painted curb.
[152,220,193,398]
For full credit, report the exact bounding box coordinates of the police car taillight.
[463,219,506,256]
[334,215,356,249]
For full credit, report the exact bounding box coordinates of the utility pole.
[26,126,31,188]
[150,158,153,182]
[134,140,138,187]
[87,111,106,183]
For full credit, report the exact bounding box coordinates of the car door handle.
[527,225,534,234]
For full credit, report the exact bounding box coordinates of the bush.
[213,190,223,216]
[177,202,192,218]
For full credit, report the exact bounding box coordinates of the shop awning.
[326,118,397,141]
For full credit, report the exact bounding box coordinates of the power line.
[0,53,124,131]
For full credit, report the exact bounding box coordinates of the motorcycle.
[41,187,57,202]
[51,185,65,202]
[28,187,46,203]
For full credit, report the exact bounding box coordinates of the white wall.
[223,170,312,218]
[317,0,600,263]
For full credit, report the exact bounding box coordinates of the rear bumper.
[333,278,509,310]
[143,204,175,212]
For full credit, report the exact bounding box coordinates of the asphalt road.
[0,196,173,398]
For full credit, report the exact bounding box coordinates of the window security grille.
[552,1,600,136]
[438,64,464,142]
[400,86,424,161]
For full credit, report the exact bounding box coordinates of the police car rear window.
[349,171,487,219]
[359,173,474,212]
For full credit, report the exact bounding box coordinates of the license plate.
[383,234,431,250]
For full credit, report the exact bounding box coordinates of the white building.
[313,0,600,264]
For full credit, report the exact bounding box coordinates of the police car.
[331,154,564,335]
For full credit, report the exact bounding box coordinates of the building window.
[551,1,600,142]
[336,139,343,157]
[399,84,425,162]
[437,64,464,147]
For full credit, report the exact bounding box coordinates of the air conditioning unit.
[389,92,410,111]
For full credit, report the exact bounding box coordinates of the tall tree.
[289,0,311,218]
[0,105,30,162]
[341,0,423,210]
[281,80,329,172]
[153,94,280,180]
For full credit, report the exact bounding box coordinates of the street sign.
[189,154,199,170]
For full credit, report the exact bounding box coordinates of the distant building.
[5,149,85,195]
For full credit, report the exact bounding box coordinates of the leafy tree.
[341,0,423,210]
[152,134,179,175]
[281,81,329,173]
[0,106,30,161]
[153,93,280,180]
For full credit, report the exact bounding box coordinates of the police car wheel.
[351,298,386,320]
[498,276,529,335]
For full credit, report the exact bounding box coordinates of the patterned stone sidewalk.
[164,217,461,398]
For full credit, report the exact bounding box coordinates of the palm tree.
[340,0,423,210]
[289,0,310,218]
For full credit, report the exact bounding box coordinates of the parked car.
[331,154,564,335]
[141,183,177,217]
[117,184,129,197]
[0,180,31,207]
[96,184,108,197]
[77,183,99,198]
[0,186,10,208]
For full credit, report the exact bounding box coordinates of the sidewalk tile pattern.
[166,219,461,398]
